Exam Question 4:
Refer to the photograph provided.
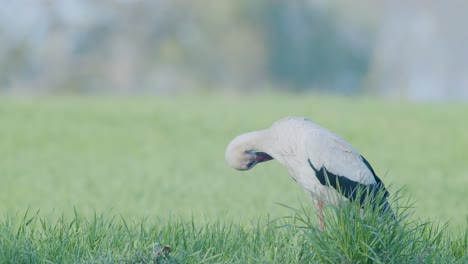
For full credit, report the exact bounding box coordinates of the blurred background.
[1,0,468,101]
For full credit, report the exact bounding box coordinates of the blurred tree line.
[0,0,373,94]
[0,0,467,100]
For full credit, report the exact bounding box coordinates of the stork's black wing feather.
[361,155,384,185]
[308,158,393,216]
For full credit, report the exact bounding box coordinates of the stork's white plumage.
[225,116,393,229]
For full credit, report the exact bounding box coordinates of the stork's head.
[225,130,273,171]
[225,117,311,171]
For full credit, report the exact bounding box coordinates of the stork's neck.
[236,129,271,152]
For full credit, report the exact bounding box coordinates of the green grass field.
[0,95,467,262]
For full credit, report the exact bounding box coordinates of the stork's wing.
[310,131,376,184]
[307,129,390,206]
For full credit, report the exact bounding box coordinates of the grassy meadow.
[0,95,467,262]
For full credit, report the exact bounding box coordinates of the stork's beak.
[254,151,273,163]
[245,151,274,169]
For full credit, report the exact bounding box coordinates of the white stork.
[225,116,393,229]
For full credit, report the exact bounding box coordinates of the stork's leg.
[315,200,324,230]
